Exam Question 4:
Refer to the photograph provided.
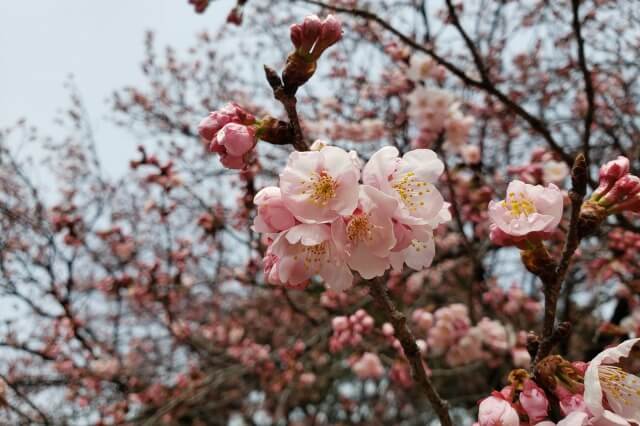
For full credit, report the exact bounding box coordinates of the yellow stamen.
[599,365,640,403]
[347,214,373,243]
[302,171,338,206]
[392,172,431,212]
[501,192,536,217]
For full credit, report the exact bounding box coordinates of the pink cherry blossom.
[265,223,353,291]
[477,395,520,426]
[543,160,570,184]
[407,53,443,82]
[352,352,385,379]
[280,145,360,223]
[362,146,446,226]
[584,338,640,424]
[489,180,564,246]
[512,347,532,368]
[520,379,550,424]
[388,224,437,271]
[253,187,297,234]
[333,185,398,279]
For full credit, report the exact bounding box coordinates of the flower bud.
[314,15,342,56]
[599,174,640,207]
[519,379,549,424]
[593,156,630,200]
[210,123,257,170]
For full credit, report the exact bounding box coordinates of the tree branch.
[368,278,453,426]
[571,0,595,168]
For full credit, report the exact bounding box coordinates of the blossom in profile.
[488,180,564,247]
[252,187,297,234]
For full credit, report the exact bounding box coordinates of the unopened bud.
[600,174,640,207]
[593,156,630,200]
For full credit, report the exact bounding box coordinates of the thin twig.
[368,278,453,426]
[571,0,595,169]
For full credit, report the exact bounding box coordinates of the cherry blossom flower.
[362,146,446,226]
[407,53,444,82]
[253,187,297,234]
[583,338,640,424]
[264,223,353,291]
[543,160,570,185]
[388,223,438,271]
[280,145,360,223]
[333,185,398,279]
[489,180,564,246]
[352,352,385,379]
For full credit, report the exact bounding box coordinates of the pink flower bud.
[512,347,531,368]
[593,156,630,200]
[352,352,384,379]
[209,123,256,170]
[253,187,297,233]
[519,379,549,424]
[197,103,255,143]
[289,24,303,49]
[477,395,520,426]
[599,174,640,207]
[382,323,395,336]
[292,15,322,54]
[332,316,349,332]
[315,15,342,54]
[612,194,640,213]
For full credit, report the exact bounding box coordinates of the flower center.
[347,214,373,243]
[302,242,329,272]
[501,192,536,217]
[392,172,430,212]
[303,171,338,206]
[599,365,640,404]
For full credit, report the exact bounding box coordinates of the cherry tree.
[1,0,640,424]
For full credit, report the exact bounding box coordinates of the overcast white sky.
[0,0,233,176]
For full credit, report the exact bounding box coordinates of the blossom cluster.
[412,304,529,368]
[591,156,640,214]
[475,338,640,426]
[254,144,451,291]
[405,53,475,156]
[330,309,375,352]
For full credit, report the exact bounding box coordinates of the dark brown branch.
[534,154,587,364]
[263,65,309,152]
[571,0,595,168]
[368,278,453,426]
